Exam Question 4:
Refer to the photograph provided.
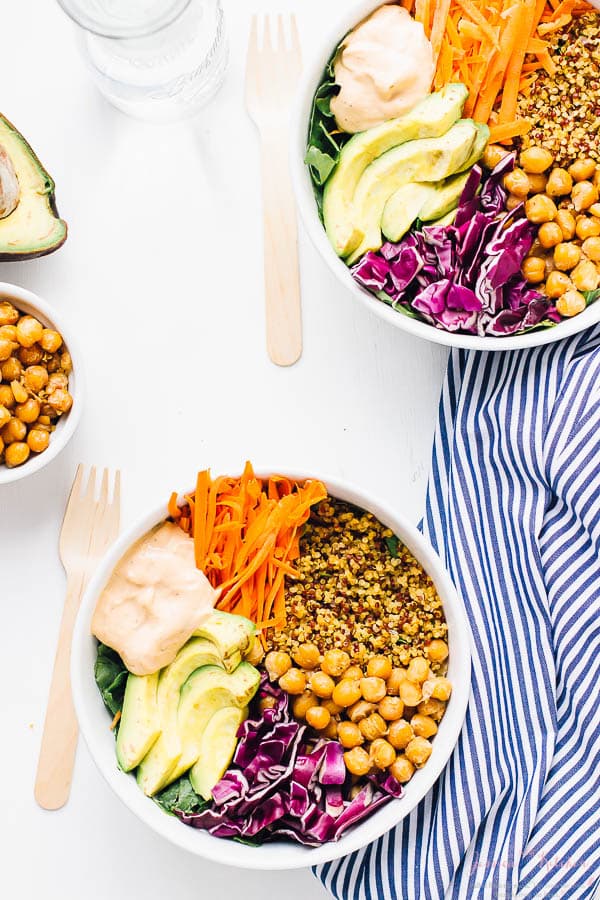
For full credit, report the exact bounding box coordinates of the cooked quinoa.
[268,496,448,672]
[518,12,600,166]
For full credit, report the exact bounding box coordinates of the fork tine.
[263,13,273,54]
[277,13,286,51]
[107,469,121,543]
[290,14,301,60]
[84,465,97,501]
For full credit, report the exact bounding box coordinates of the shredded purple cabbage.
[175,677,402,846]
[352,154,559,336]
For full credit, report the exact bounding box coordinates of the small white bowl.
[290,0,600,351]
[72,469,472,870]
[0,283,83,485]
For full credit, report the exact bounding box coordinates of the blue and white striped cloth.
[317,326,600,899]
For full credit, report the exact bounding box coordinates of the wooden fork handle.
[259,132,302,366]
[35,573,86,810]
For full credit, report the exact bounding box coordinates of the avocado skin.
[0,113,67,261]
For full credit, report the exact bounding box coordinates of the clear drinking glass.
[57,0,228,122]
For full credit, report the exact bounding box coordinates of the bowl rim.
[289,0,600,352]
[0,282,84,485]
[71,466,472,870]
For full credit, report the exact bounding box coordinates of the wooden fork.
[246,13,303,367]
[34,465,121,810]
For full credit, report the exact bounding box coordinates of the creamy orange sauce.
[92,522,217,676]
[330,5,434,134]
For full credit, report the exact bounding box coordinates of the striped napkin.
[317,326,600,899]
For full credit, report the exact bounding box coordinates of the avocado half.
[0,114,67,260]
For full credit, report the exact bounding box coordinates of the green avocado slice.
[0,114,67,260]
[116,672,160,773]
[346,120,479,264]
[193,611,256,673]
[322,84,468,258]
[381,182,437,243]
[189,706,247,800]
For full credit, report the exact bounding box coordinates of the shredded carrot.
[454,0,501,46]
[430,0,452,67]
[489,119,533,142]
[401,0,416,10]
[170,463,327,644]
[498,0,537,124]
[473,4,523,123]
[110,711,121,731]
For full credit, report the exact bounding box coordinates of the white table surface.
[0,1,448,897]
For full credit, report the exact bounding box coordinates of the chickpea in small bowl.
[0,283,83,485]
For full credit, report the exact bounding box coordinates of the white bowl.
[290,0,600,351]
[72,469,472,870]
[0,283,83,485]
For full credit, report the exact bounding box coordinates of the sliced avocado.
[116,672,160,773]
[381,182,437,243]
[455,123,490,174]
[189,706,247,800]
[193,611,255,674]
[323,84,468,257]
[347,120,479,263]
[0,115,67,260]
[169,662,259,784]
[419,171,471,222]
[135,637,225,796]
[430,208,459,227]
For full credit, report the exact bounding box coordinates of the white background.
[0,1,448,897]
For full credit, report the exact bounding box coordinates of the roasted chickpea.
[521,256,546,283]
[571,259,600,292]
[369,738,396,769]
[323,719,338,740]
[259,696,276,712]
[554,242,581,271]
[572,181,598,212]
[589,202,600,218]
[4,441,29,467]
[378,696,405,721]
[1,417,26,444]
[366,656,393,680]
[407,657,430,684]
[265,650,292,680]
[576,216,600,240]
[245,639,264,666]
[545,270,573,298]
[47,388,73,414]
[546,168,574,197]
[39,329,62,353]
[343,746,371,776]
[482,143,509,169]
[390,755,415,784]
[556,209,577,240]
[292,691,318,719]
[505,193,524,211]
[0,339,15,362]
[306,705,331,731]
[418,698,447,721]
[321,649,350,677]
[360,676,387,703]
[526,173,548,194]
[0,384,15,408]
[347,700,377,723]
[569,158,597,182]
[332,677,362,708]
[387,719,414,750]
[15,398,40,424]
[337,721,364,749]
[520,147,554,174]
[310,670,335,699]
[405,736,433,767]
[582,236,600,261]
[47,372,68,392]
[19,345,43,365]
[293,643,321,670]
[322,698,343,715]
[0,325,17,342]
[11,380,27,404]
[278,667,306,695]
[504,168,530,198]
[426,640,449,664]
[556,290,586,317]
[525,194,558,224]
[359,713,387,741]
[16,316,43,348]
[60,351,72,373]
[0,405,11,429]
[46,354,61,374]
[399,679,423,707]
[538,222,563,249]
[386,668,408,696]
[411,714,438,739]
[428,677,452,702]
[0,301,18,326]
[23,365,49,392]
[344,665,363,680]
[1,357,21,381]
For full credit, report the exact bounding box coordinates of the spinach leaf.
[584,288,600,307]
[305,47,351,205]
[385,535,400,557]
[94,643,128,718]
[154,775,209,816]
